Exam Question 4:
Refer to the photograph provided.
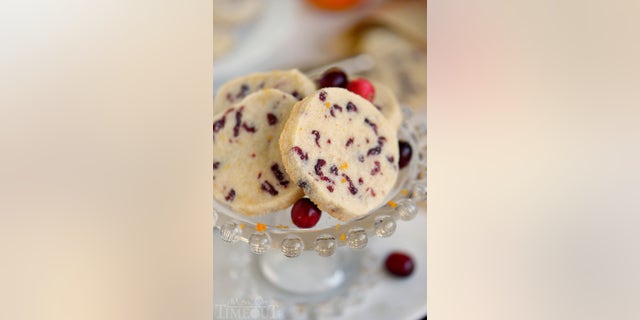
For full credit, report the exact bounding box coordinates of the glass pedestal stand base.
[259,246,380,314]
[259,248,356,297]
[214,236,379,320]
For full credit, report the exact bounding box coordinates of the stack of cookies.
[212,69,406,224]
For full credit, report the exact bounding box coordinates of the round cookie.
[213,69,316,115]
[213,89,303,216]
[280,88,399,221]
[359,27,427,110]
[371,80,403,131]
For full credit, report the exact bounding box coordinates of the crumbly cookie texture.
[213,89,303,216]
[371,80,403,131]
[280,88,399,221]
[213,69,316,115]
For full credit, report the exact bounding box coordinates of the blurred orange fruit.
[307,0,362,11]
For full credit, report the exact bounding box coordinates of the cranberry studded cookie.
[213,69,316,115]
[213,89,303,216]
[280,88,399,221]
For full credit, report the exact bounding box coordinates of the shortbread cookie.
[371,80,403,131]
[280,88,399,221]
[213,89,303,216]
[360,28,427,110]
[213,69,316,115]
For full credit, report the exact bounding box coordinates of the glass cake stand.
[213,108,426,319]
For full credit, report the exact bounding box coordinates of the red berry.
[318,67,348,89]
[346,78,375,101]
[291,198,322,228]
[398,140,412,169]
[384,251,414,277]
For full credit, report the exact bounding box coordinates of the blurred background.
[5,0,637,319]
[212,0,427,319]
[213,0,426,112]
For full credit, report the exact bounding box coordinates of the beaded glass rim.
[213,107,427,258]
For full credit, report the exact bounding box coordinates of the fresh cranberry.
[398,140,412,169]
[318,67,348,89]
[384,251,414,277]
[346,78,375,101]
[291,198,322,228]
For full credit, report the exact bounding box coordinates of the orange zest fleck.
[239,223,245,230]
[340,233,346,241]
[339,162,349,170]
[334,224,341,230]
[401,189,408,196]
[387,200,398,208]
[341,178,346,183]
[256,223,267,232]
[325,102,331,108]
